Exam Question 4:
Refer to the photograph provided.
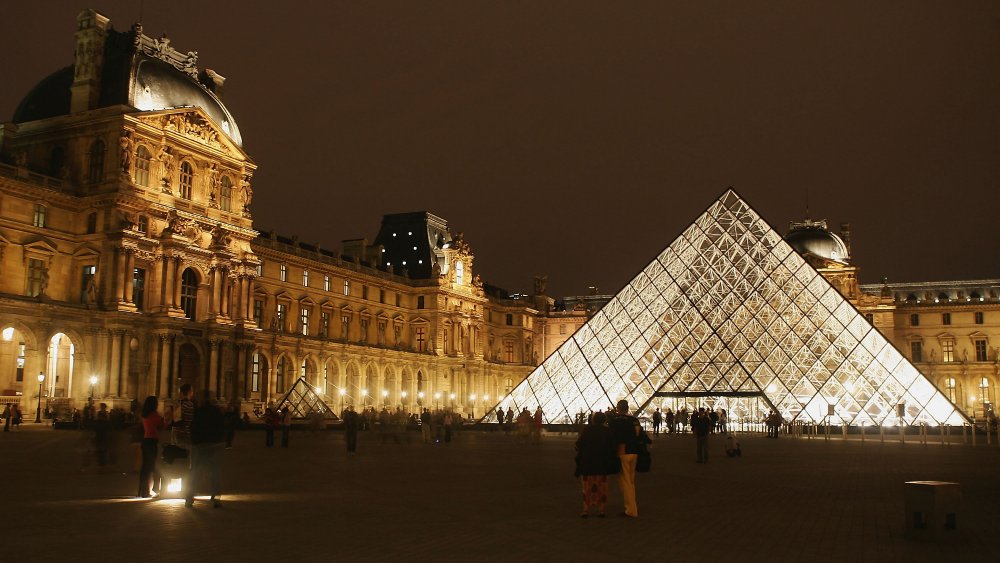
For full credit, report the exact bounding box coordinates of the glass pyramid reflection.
[494,189,967,426]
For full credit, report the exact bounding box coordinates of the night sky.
[4,2,999,298]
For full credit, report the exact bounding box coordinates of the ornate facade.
[0,10,577,418]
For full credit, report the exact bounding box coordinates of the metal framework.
[275,377,338,420]
[494,189,966,426]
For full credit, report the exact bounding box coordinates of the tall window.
[32,204,46,228]
[506,314,514,326]
[26,259,45,297]
[137,215,148,235]
[504,341,514,363]
[179,161,194,199]
[910,341,923,363]
[276,303,287,332]
[256,262,263,277]
[942,313,951,325]
[12,341,27,382]
[975,312,985,324]
[251,352,261,392]
[395,293,401,307]
[133,268,146,310]
[220,176,233,212]
[280,264,287,282]
[253,299,263,323]
[180,269,198,319]
[134,146,151,187]
[276,357,287,393]
[88,139,105,183]
[417,296,425,309]
[415,326,426,352]
[86,212,98,234]
[909,314,919,327]
[945,377,957,403]
[379,289,385,303]
[80,265,96,303]
[341,314,350,339]
[455,260,464,284]
[321,312,330,338]
[979,377,991,407]
[975,339,988,362]
[343,280,350,296]
[324,275,331,292]
[302,269,310,287]
[941,339,955,363]
[362,285,369,300]
[300,307,310,336]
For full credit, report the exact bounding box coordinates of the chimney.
[70,9,111,113]
[839,222,851,256]
[199,69,226,99]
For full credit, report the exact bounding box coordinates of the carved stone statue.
[38,267,50,298]
[119,133,133,173]
[85,276,97,305]
[208,164,220,206]
[210,224,231,248]
[240,173,253,211]
[158,144,174,190]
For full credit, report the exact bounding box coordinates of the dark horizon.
[4,1,999,298]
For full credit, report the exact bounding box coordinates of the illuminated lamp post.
[362,389,369,408]
[434,392,441,410]
[89,375,98,399]
[401,390,408,410]
[417,391,424,407]
[339,388,346,414]
[469,394,477,418]
[382,389,389,407]
[449,393,456,410]
[35,373,45,423]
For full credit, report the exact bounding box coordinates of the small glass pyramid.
[275,377,338,420]
[494,189,966,426]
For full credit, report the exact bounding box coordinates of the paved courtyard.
[3,423,999,561]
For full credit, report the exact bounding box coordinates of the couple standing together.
[575,399,646,518]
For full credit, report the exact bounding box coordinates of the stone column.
[235,343,247,400]
[115,249,127,303]
[108,330,121,397]
[162,256,175,310]
[119,332,131,398]
[158,335,171,398]
[245,277,255,321]
[233,276,245,322]
[221,273,231,318]
[123,250,135,304]
[208,338,220,397]
[173,259,183,309]
[170,337,181,398]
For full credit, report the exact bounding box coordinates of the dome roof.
[11,24,242,147]
[785,219,850,264]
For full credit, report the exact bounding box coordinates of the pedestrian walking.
[575,411,619,518]
[609,399,643,518]
[344,406,359,454]
[138,396,169,498]
[692,407,711,463]
[280,407,291,447]
[186,391,225,508]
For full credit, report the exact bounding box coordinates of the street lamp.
[382,389,388,407]
[339,388,346,413]
[417,391,424,406]
[434,392,441,409]
[35,373,45,423]
[89,375,98,399]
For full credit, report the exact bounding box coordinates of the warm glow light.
[362,389,369,396]
[484,394,489,401]
[470,394,477,401]
[167,478,182,493]
[37,373,45,383]
[89,375,98,385]
[767,384,776,393]
[434,392,441,399]
[418,392,425,398]
[401,391,408,398]
[339,389,346,396]
[1,327,13,341]
[382,390,388,397]
[845,382,854,392]
[449,393,456,400]
[315,386,322,394]
[970,397,976,402]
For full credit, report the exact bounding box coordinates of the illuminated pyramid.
[495,189,966,426]
[276,377,338,420]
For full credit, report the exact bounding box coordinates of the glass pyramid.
[276,377,338,420]
[495,189,967,426]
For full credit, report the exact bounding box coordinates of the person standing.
[532,407,544,443]
[718,409,728,434]
[186,391,225,508]
[575,411,619,518]
[280,407,292,447]
[138,396,169,498]
[692,407,711,463]
[420,408,432,443]
[175,384,195,448]
[609,399,642,518]
[2,404,10,432]
[263,407,278,447]
[495,407,504,427]
[652,408,662,436]
[443,411,453,443]
[344,406,359,454]
[665,408,675,434]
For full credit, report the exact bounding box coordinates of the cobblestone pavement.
[3,424,998,562]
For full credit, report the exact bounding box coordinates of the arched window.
[220,176,233,212]
[455,260,464,284]
[48,146,65,177]
[179,161,194,199]
[88,140,105,184]
[180,268,198,320]
[134,146,151,187]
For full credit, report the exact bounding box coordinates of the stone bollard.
[904,481,961,542]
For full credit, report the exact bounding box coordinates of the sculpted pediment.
[134,108,247,159]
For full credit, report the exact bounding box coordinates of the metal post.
[860,422,865,443]
[900,421,905,443]
[941,424,946,446]
[34,374,44,423]
[880,423,884,443]
[972,422,977,446]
